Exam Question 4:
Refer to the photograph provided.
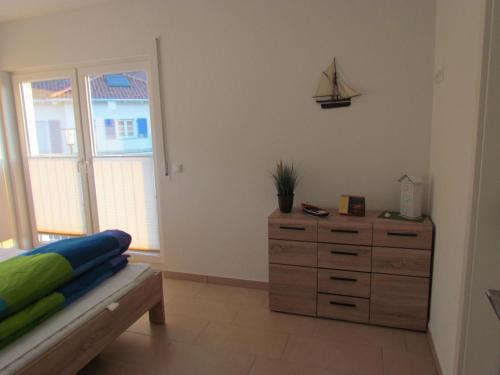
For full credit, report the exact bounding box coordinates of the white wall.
[461,1,500,373]
[0,0,435,281]
[428,0,488,374]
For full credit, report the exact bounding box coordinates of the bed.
[0,249,165,375]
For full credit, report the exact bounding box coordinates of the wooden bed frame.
[17,271,165,375]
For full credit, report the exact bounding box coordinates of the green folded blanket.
[0,254,128,349]
[0,230,131,321]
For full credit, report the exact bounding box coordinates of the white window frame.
[11,56,167,265]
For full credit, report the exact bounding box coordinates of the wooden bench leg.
[149,300,165,324]
[149,272,165,324]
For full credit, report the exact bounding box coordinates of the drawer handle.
[387,232,418,237]
[329,301,357,308]
[329,276,358,282]
[331,229,359,234]
[330,250,358,256]
[279,226,305,231]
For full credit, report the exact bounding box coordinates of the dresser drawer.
[269,264,317,316]
[372,247,431,277]
[370,274,429,331]
[268,219,317,242]
[317,293,369,323]
[318,269,370,298]
[269,239,317,267]
[318,220,372,245]
[373,223,433,249]
[318,244,371,272]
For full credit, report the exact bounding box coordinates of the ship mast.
[332,58,340,99]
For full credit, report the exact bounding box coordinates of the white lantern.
[398,174,424,219]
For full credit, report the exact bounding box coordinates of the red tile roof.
[31,73,148,100]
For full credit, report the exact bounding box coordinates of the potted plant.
[272,160,299,213]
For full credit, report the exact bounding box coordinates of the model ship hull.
[316,98,351,108]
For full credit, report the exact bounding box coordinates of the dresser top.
[269,208,433,228]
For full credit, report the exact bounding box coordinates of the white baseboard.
[427,327,444,375]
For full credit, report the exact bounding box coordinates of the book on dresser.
[268,208,434,331]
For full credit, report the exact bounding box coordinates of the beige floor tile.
[327,339,383,375]
[87,281,435,375]
[101,331,171,368]
[127,312,209,343]
[404,331,432,356]
[232,306,316,336]
[248,356,341,375]
[157,341,255,375]
[195,283,268,308]
[102,331,254,375]
[163,279,206,301]
[78,356,161,375]
[281,335,335,368]
[195,322,289,358]
[166,294,240,323]
[283,335,383,375]
[383,349,437,375]
[313,318,406,350]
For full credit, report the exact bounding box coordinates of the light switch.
[435,68,445,84]
[172,163,183,174]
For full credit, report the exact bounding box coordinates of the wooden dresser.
[268,208,434,331]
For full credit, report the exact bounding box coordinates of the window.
[23,79,77,157]
[116,119,135,138]
[0,239,15,249]
[104,119,116,139]
[14,65,161,251]
[104,74,130,87]
[38,233,75,244]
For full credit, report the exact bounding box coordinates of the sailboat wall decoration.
[314,58,361,109]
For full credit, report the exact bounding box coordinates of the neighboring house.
[29,72,152,156]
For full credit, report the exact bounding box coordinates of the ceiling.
[0,0,112,23]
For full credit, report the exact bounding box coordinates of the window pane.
[19,78,87,237]
[88,71,152,156]
[87,69,159,251]
[22,79,78,157]
[28,158,86,236]
[93,157,159,250]
[38,232,78,244]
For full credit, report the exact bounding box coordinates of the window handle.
[77,159,85,173]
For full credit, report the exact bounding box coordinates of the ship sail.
[313,58,360,102]
[337,80,361,98]
[314,62,335,100]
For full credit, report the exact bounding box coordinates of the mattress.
[0,249,153,374]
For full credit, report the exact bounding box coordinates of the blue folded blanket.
[0,230,131,321]
[0,254,128,349]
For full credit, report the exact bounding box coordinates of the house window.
[104,119,116,139]
[116,119,135,138]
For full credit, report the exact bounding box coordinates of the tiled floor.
[79,278,438,375]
